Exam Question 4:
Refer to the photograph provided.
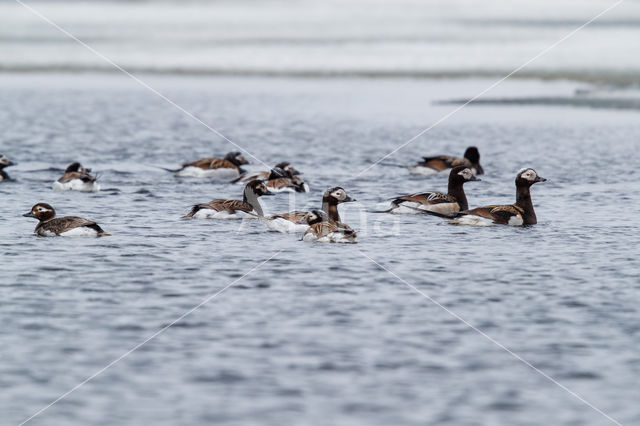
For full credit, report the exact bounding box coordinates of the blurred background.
[1,0,640,89]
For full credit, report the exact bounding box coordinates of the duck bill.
[263,191,276,196]
[470,175,481,182]
[23,211,35,218]
[535,176,547,183]
[344,196,357,202]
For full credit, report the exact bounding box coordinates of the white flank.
[175,167,239,179]
[266,217,309,233]
[303,231,356,243]
[428,202,459,215]
[508,215,524,226]
[452,215,495,227]
[52,180,100,192]
[59,227,99,237]
[392,202,457,215]
[192,209,256,220]
[407,166,441,176]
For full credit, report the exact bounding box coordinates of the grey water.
[1,74,640,426]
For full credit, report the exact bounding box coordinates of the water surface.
[1,74,639,425]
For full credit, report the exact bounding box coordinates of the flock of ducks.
[1,146,546,242]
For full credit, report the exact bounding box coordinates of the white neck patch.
[458,168,473,180]
[519,169,537,181]
[331,189,345,201]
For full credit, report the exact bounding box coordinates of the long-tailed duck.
[170,152,248,178]
[381,165,479,215]
[23,203,110,237]
[264,167,309,193]
[302,210,357,243]
[408,146,484,176]
[422,168,546,226]
[0,154,15,182]
[231,161,301,184]
[53,162,100,192]
[266,186,356,233]
[183,180,274,219]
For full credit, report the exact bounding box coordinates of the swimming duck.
[264,167,309,193]
[0,154,15,181]
[421,168,546,226]
[302,210,357,243]
[381,165,479,215]
[53,162,100,192]
[170,151,248,178]
[183,180,274,219]
[266,186,356,233]
[408,146,484,176]
[23,203,110,237]
[231,161,301,184]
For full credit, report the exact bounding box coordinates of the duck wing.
[268,210,308,223]
[307,222,340,238]
[230,171,268,183]
[184,199,252,217]
[58,172,96,183]
[186,158,237,170]
[461,205,524,224]
[38,216,102,234]
[418,155,470,170]
[393,192,456,206]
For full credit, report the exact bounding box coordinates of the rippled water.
[1,74,640,425]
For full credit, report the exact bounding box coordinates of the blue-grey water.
[1,74,639,425]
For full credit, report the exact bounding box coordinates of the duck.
[183,180,274,219]
[231,161,301,184]
[0,154,15,181]
[408,146,484,176]
[420,168,546,226]
[23,203,111,237]
[380,165,479,215]
[302,210,357,243]
[263,167,309,193]
[266,186,356,233]
[52,162,100,192]
[169,151,248,178]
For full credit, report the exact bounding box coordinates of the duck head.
[225,152,249,166]
[0,154,14,168]
[23,203,56,222]
[323,187,356,204]
[245,180,274,197]
[516,168,547,187]
[450,165,480,185]
[305,209,329,225]
[463,146,483,175]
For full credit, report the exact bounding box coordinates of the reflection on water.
[1,75,639,425]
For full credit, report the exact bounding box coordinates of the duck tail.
[182,205,200,218]
[98,231,112,237]
[378,162,407,168]
[229,173,247,184]
[152,165,182,173]
[403,205,454,219]
[370,207,394,214]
